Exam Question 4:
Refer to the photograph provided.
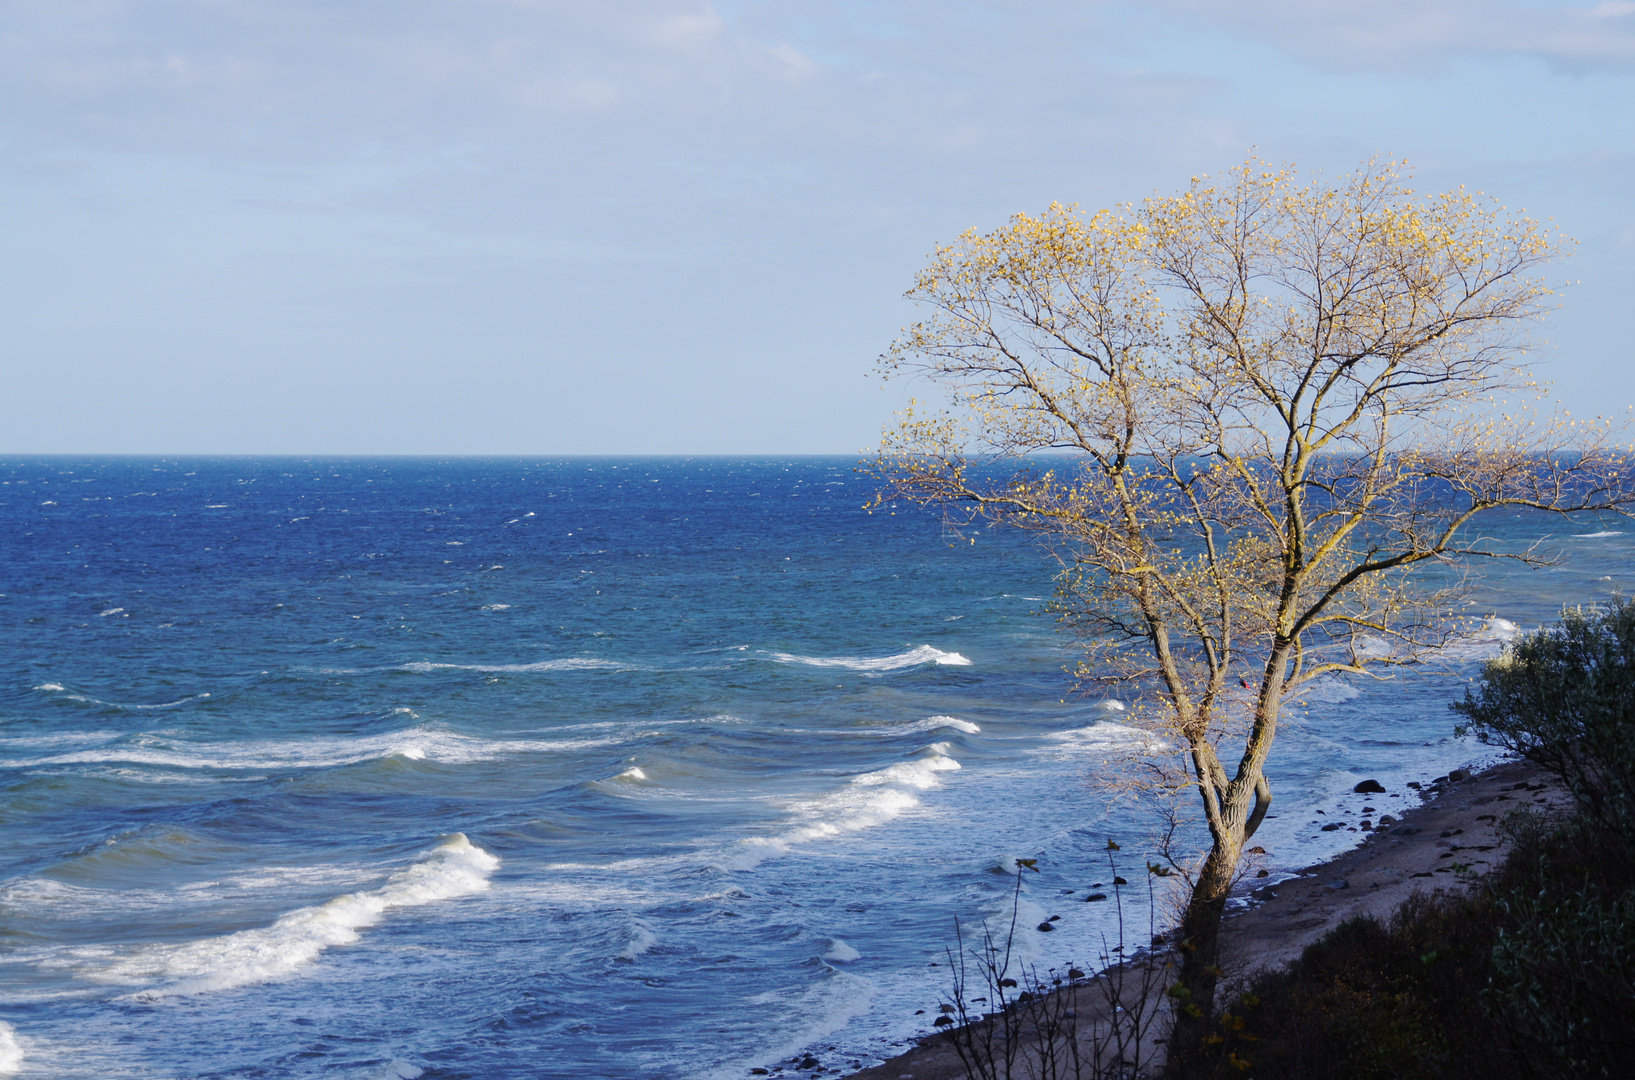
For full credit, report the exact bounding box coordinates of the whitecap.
[31,687,210,710]
[1439,615,1524,661]
[2,727,616,772]
[98,607,124,617]
[397,658,624,674]
[364,1062,424,1080]
[63,834,498,999]
[766,645,971,671]
[0,1022,21,1074]
[1286,677,1361,704]
[618,923,658,960]
[480,604,512,611]
[1047,721,1169,756]
[914,715,980,734]
[614,767,647,781]
[0,730,118,750]
[1573,530,1624,538]
[718,750,961,871]
[824,938,862,963]
[851,754,960,789]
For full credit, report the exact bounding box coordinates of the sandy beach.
[826,755,1565,1080]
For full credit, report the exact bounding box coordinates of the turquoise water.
[1,456,1630,1078]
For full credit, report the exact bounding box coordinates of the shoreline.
[825,754,1565,1080]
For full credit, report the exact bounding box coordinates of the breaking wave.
[397,658,625,674]
[60,835,498,999]
[1,727,615,772]
[717,750,961,871]
[766,645,971,671]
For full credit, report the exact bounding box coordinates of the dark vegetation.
[1194,599,1635,1079]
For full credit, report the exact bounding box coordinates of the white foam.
[480,604,512,611]
[0,1022,21,1074]
[3,727,614,771]
[1286,676,1361,704]
[98,607,123,617]
[1573,530,1624,538]
[397,658,624,674]
[30,686,210,710]
[824,939,862,963]
[767,645,971,671]
[1440,615,1524,661]
[615,767,647,781]
[851,754,960,789]
[71,834,498,999]
[1046,721,1169,758]
[0,730,119,750]
[919,715,981,734]
[364,1062,423,1080]
[619,923,659,960]
[719,751,960,870]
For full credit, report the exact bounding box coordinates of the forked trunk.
[1163,839,1239,1078]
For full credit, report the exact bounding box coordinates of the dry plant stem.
[874,157,1635,1073]
[942,847,1168,1079]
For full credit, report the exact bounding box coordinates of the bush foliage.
[1194,601,1635,1080]
[1452,596,1635,838]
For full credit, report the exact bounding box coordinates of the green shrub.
[1484,814,1635,1079]
[1452,596,1635,840]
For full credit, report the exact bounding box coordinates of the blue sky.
[1,0,1631,454]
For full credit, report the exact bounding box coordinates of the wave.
[63,834,498,999]
[908,715,980,734]
[1,727,616,772]
[0,1022,19,1074]
[30,684,211,710]
[396,658,624,674]
[718,750,961,871]
[766,645,971,671]
[1440,615,1523,662]
[618,923,659,961]
[1287,676,1362,704]
[0,730,120,750]
[1573,530,1624,538]
[1047,721,1169,757]
[824,938,861,963]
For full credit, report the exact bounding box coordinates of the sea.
[1,456,1630,1079]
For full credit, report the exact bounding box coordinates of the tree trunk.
[1163,840,1238,1078]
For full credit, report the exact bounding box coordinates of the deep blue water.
[1,456,1631,1079]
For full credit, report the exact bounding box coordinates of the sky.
[0,0,1631,455]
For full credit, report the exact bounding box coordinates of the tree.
[871,158,1633,1074]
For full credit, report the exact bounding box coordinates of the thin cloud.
[1137,0,1635,71]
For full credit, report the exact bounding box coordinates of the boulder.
[1353,779,1387,794]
